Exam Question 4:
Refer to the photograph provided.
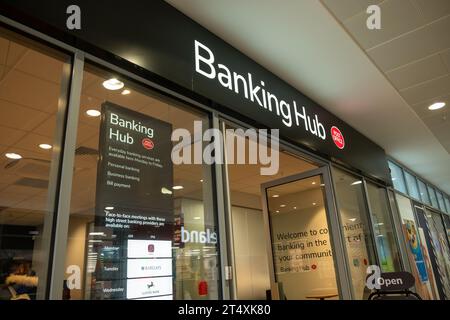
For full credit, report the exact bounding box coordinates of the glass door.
[261,167,346,300]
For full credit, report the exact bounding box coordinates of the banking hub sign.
[194,40,345,150]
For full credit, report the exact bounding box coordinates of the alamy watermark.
[171,121,279,175]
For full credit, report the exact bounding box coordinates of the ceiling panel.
[442,48,450,70]
[0,125,27,146]
[385,54,448,90]
[411,0,450,23]
[16,50,65,84]
[411,93,450,118]
[400,74,450,105]
[0,69,60,113]
[0,37,8,64]
[0,99,50,131]
[33,115,57,138]
[367,15,450,71]
[5,41,27,67]
[321,0,383,21]
[344,0,424,50]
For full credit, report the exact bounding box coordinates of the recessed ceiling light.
[39,143,52,150]
[272,194,279,198]
[312,202,317,206]
[351,180,362,186]
[161,187,172,195]
[193,217,200,220]
[293,207,297,210]
[280,204,286,208]
[5,153,22,160]
[105,206,114,210]
[349,218,357,222]
[320,184,325,187]
[103,78,124,90]
[173,185,184,190]
[276,210,280,213]
[428,102,446,110]
[86,109,101,117]
[121,89,131,95]
[200,179,204,182]
[312,181,316,185]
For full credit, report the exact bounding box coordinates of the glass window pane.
[366,183,402,272]
[224,127,319,299]
[395,194,439,299]
[427,186,439,209]
[388,161,407,194]
[266,176,339,300]
[436,191,445,213]
[0,27,69,299]
[332,168,377,300]
[445,197,450,214]
[417,180,430,205]
[404,171,420,200]
[64,64,220,300]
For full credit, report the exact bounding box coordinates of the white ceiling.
[167,0,450,194]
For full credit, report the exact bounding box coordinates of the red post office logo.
[142,138,154,150]
[331,126,345,149]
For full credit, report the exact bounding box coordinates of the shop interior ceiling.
[0,37,316,226]
[166,0,450,194]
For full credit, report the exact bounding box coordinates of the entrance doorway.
[261,168,339,300]
[221,121,345,300]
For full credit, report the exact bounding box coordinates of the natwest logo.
[331,126,345,150]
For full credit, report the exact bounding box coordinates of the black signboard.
[95,102,173,240]
[0,0,391,184]
[89,102,174,300]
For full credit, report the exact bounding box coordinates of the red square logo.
[148,244,154,253]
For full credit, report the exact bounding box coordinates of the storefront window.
[427,185,439,210]
[63,64,220,300]
[331,168,376,299]
[436,191,446,213]
[388,161,407,194]
[223,124,325,299]
[0,27,69,300]
[417,179,430,206]
[395,194,439,299]
[445,197,450,213]
[365,182,402,272]
[404,171,420,200]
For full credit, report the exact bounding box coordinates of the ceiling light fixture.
[161,187,172,195]
[312,181,316,185]
[173,185,184,190]
[193,217,201,220]
[39,143,52,150]
[351,180,362,186]
[103,78,124,90]
[293,207,297,210]
[280,204,286,208]
[200,179,204,182]
[121,89,131,95]
[312,202,317,206]
[428,102,446,110]
[86,109,101,117]
[105,206,114,210]
[349,218,357,222]
[272,194,279,198]
[276,210,280,213]
[5,153,22,160]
